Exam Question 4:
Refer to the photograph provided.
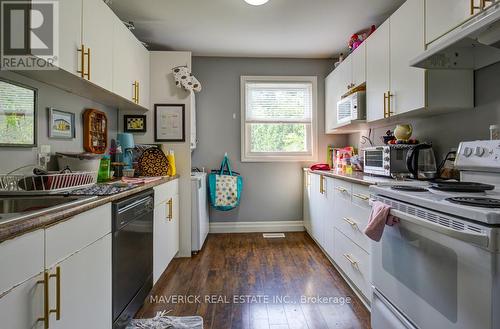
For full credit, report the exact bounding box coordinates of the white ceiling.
[109,0,405,58]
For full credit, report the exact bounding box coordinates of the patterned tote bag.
[209,155,243,211]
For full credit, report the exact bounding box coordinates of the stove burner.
[446,197,500,208]
[391,185,428,192]
[430,181,495,193]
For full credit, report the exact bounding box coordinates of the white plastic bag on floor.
[127,311,203,329]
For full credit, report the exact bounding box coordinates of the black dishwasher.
[112,189,154,329]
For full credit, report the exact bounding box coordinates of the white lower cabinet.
[0,273,45,329]
[333,229,371,299]
[49,235,112,329]
[305,172,372,302]
[153,179,180,284]
[0,204,113,329]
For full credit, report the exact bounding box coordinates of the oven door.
[371,208,496,329]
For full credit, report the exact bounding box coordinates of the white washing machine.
[191,172,209,252]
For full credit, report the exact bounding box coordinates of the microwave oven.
[363,145,414,177]
[337,91,366,124]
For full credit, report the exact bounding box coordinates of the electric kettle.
[406,144,437,180]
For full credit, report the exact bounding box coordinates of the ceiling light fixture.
[244,0,269,6]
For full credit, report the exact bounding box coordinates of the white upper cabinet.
[351,42,366,88]
[366,20,390,122]
[365,0,473,123]
[390,0,426,116]
[112,17,150,109]
[82,0,114,90]
[58,0,82,77]
[425,0,473,46]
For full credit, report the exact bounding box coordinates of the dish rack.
[0,171,98,195]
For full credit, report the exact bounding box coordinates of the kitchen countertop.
[306,168,395,186]
[0,176,179,243]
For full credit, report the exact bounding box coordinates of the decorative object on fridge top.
[123,114,147,133]
[348,25,376,52]
[381,130,396,145]
[209,153,243,211]
[394,124,413,141]
[83,109,108,154]
[310,163,331,171]
[137,147,169,177]
[172,65,202,92]
[48,108,75,139]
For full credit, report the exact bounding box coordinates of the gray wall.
[348,62,500,162]
[191,57,346,223]
[0,71,118,172]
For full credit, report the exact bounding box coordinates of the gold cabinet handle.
[343,254,359,269]
[77,45,90,79]
[319,175,325,194]
[37,272,50,329]
[353,193,369,201]
[49,267,61,320]
[335,186,348,193]
[136,81,140,104]
[166,198,173,221]
[342,217,359,230]
[87,47,91,80]
[384,90,393,118]
[132,81,138,103]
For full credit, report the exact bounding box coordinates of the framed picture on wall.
[48,108,75,139]
[154,104,185,142]
[124,114,147,133]
[0,78,37,147]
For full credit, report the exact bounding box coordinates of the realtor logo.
[1,0,59,70]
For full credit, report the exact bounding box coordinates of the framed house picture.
[48,108,75,139]
[0,78,37,147]
[154,104,185,142]
[124,114,147,133]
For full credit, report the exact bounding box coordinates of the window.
[241,76,317,162]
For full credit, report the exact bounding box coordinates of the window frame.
[240,76,318,163]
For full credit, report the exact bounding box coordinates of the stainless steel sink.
[0,195,98,225]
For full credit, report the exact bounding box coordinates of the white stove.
[369,140,500,329]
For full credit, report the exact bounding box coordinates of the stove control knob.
[384,165,390,170]
[384,149,390,154]
[463,147,473,157]
[474,146,485,157]
[384,157,390,161]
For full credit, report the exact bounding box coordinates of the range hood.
[411,3,500,70]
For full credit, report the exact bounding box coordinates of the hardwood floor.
[137,232,371,329]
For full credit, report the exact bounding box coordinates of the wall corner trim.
[209,220,304,234]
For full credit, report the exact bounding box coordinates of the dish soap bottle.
[166,150,176,176]
[97,155,111,182]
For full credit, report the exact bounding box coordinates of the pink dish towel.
[364,201,399,242]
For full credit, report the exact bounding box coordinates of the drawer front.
[0,230,44,295]
[333,179,352,202]
[337,204,371,253]
[333,229,371,299]
[154,179,179,205]
[46,203,112,268]
[352,184,371,209]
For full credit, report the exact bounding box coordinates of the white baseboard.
[209,220,305,234]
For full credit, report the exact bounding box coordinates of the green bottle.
[97,156,111,182]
